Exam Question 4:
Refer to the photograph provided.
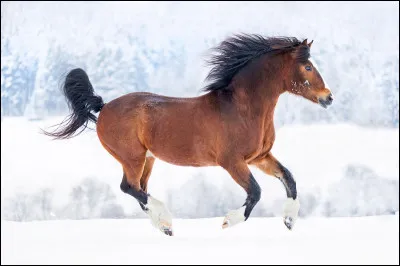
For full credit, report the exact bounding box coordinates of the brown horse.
[44,34,333,236]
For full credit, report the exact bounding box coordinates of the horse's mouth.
[318,94,334,109]
[318,100,329,109]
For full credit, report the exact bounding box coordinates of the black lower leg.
[277,162,297,199]
[120,173,149,211]
[243,173,261,220]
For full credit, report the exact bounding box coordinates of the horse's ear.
[308,40,314,48]
[301,39,308,45]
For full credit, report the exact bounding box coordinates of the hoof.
[161,224,174,236]
[283,198,300,231]
[222,218,230,229]
[164,229,173,236]
[222,206,246,229]
[283,216,294,230]
[158,221,173,236]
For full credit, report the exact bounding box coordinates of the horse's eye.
[305,65,312,71]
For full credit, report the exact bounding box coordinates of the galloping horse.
[44,34,333,236]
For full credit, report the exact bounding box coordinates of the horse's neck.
[232,83,281,124]
[231,57,285,123]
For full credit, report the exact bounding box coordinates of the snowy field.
[1,117,398,265]
[1,2,399,265]
[1,118,399,264]
[1,215,399,265]
[1,117,399,220]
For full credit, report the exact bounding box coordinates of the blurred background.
[1,1,399,221]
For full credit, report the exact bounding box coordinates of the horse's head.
[287,39,333,109]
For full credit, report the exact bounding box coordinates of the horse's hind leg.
[140,155,155,193]
[126,155,155,212]
[120,155,173,236]
[120,171,147,212]
[219,160,261,229]
[99,139,173,236]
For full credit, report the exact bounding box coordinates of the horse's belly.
[146,148,216,167]
[145,132,217,167]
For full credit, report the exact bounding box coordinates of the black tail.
[43,68,105,139]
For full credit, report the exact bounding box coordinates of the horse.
[44,34,333,236]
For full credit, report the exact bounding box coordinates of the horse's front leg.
[252,152,300,230]
[219,160,261,229]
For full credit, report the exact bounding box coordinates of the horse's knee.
[248,174,261,203]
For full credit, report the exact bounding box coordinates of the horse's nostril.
[319,93,334,108]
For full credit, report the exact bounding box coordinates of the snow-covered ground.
[1,215,399,265]
[1,117,399,220]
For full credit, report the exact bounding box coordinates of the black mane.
[203,34,309,93]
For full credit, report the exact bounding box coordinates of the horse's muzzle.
[318,93,334,109]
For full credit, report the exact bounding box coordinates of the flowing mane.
[203,34,310,93]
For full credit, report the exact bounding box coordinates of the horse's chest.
[245,128,275,162]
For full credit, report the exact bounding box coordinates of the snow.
[1,117,398,220]
[1,215,399,264]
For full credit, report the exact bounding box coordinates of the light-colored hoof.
[222,206,246,229]
[283,216,294,230]
[159,221,174,236]
[283,198,300,230]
